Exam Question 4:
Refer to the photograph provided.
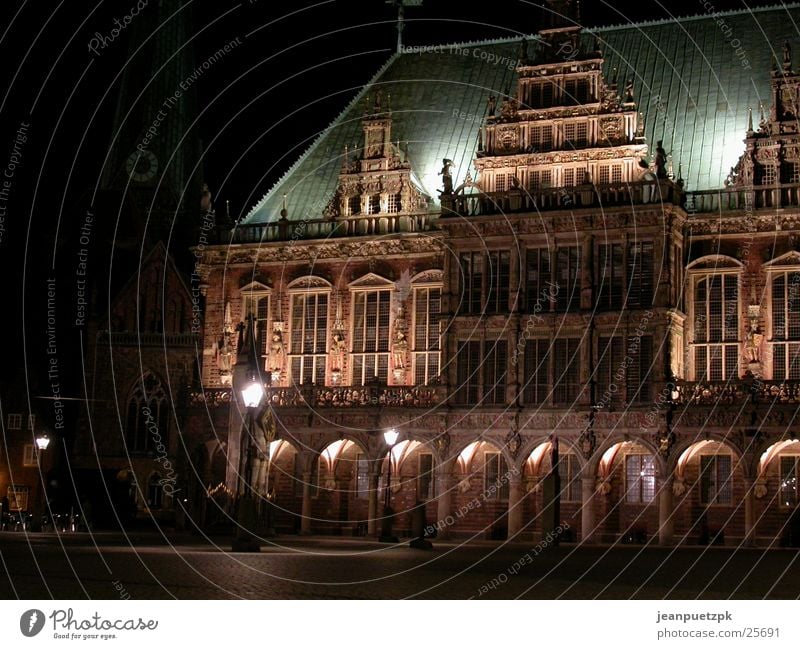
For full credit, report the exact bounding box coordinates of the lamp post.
[31,432,51,532]
[232,312,265,552]
[379,428,399,543]
[233,377,264,552]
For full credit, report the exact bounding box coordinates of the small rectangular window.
[356,454,369,499]
[417,453,435,501]
[625,454,656,503]
[700,455,732,505]
[387,193,401,213]
[369,194,381,214]
[561,454,582,502]
[348,195,361,215]
[7,414,21,430]
[484,452,510,500]
[780,456,799,506]
[23,444,37,467]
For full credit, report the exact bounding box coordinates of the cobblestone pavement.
[0,532,798,599]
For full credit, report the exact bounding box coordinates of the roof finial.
[280,193,288,220]
[747,107,754,133]
[784,40,792,71]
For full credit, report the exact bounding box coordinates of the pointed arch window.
[125,373,169,455]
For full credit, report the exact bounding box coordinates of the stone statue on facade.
[438,159,454,194]
[655,140,669,178]
[487,94,497,117]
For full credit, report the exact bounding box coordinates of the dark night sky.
[0,0,780,401]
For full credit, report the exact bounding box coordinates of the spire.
[747,107,754,134]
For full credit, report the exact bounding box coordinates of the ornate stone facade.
[179,25,800,546]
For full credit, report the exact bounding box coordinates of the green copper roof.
[246,3,800,224]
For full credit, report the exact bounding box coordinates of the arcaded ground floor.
[190,434,800,548]
[1,531,799,599]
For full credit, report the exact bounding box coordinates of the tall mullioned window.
[459,252,483,314]
[597,243,624,309]
[694,274,739,380]
[627,241,654,307]
[125,373,169,455]
[290,292,328,385]
[242,291,269,366]
[553,338,581,405]
[413,286,441,385]
[459,251,509,315]
[522,339,549,405]
[555,246,581,312]
[351,289,391,384]
[525,248,552,312]
[455,340,507,405]
[772,271,800,380]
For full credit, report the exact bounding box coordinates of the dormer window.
[387,193,401,213]
[348,195,360,216]
[369,194,381,214]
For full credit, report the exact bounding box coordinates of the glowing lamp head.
[383,428,399,446]
[35,434,51,451]
[241,380,265,408]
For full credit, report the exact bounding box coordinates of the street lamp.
[379,428,399,543]
[32,432,52,532]
[233,377,264,552]
[232,311,266,552]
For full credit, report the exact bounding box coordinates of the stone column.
[744,477,756,546]
[581,475,596,543]
[367,471,380,536]
[658,475,675,545]
[300,471,312,534]
[506,472,525,539]
[436,471,455,539]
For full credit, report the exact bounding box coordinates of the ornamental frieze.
[200,236,445,266]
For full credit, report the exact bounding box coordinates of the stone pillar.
[300,471,312,534]
[581,476,596,543]
[436,471,455,539]
[744,477,756,546]
[658,475,675,545]
[506,473,525,539]
[367,471,380,536]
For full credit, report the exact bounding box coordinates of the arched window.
[772,271,800,380]
[693,274,739,380]
[125,373,169,455]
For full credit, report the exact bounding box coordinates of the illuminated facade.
[184,11,800,546]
